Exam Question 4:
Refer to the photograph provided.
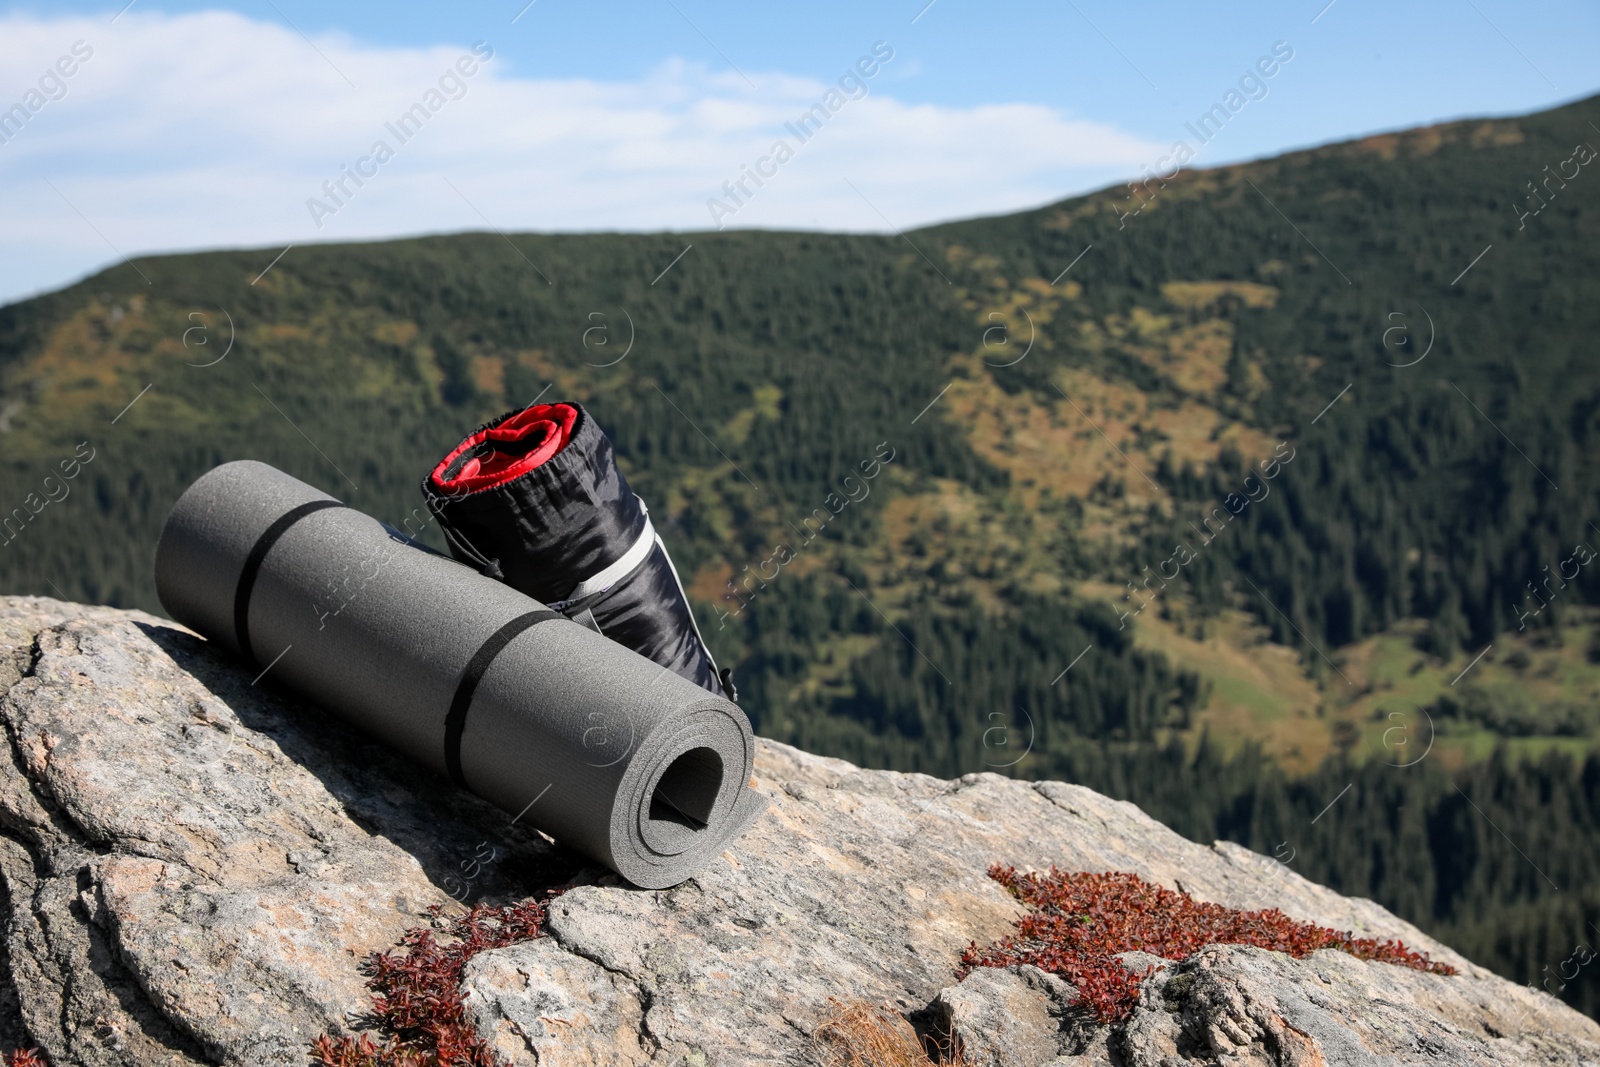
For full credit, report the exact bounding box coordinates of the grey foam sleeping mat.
[154,459,765,889]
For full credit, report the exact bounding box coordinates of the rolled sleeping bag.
[421,402,736,701]
[153,459,765,889]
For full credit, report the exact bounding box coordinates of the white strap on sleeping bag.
[565,502,657,601]
[561,496,727,695]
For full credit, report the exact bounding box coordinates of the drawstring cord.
[425,491,504,581]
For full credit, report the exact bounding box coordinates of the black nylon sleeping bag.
[422,401,734,700]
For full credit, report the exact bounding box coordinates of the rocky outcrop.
[0,596,1595,1066]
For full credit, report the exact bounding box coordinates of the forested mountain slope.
[3,92,1600,1013]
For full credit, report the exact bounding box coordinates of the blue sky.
[1,0,1595,304]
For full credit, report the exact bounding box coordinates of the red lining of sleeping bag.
[429,403,579,493]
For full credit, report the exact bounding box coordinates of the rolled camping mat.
[421,401,735,701]
[154,459,765,889]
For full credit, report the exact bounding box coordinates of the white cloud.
[0,9,1160,304]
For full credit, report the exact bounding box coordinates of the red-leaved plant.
[309,897,554,1067]
[962,866,1454,1025]
[6,1050,45,1066]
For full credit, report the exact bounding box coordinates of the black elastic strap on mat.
[234,499,347,667]
[444,609,564,788]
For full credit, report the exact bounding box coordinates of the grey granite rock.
[934,965,1079,1066]
[0,597,577,1065]
[0,596,1595,1066]
[461,935,653,1066]
[1115,944,1600,1066]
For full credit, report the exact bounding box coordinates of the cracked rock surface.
[0,597,1596,1066]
